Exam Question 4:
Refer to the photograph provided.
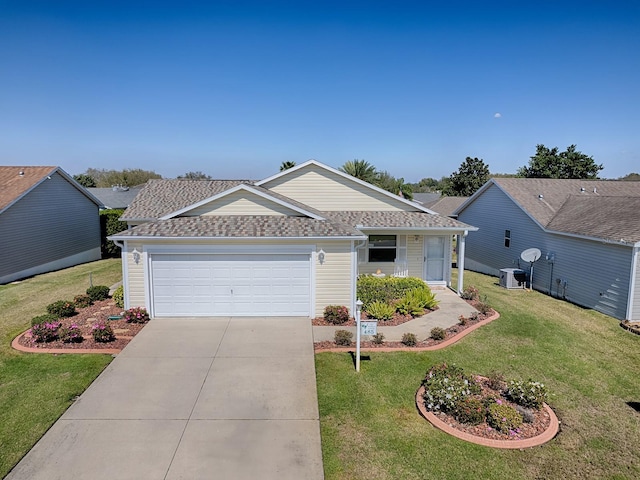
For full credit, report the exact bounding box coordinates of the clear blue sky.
[1,1,638,181]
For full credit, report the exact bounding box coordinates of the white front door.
[424,236,447,284]
[150,253,311,317]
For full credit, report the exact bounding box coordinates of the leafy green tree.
[279,161,296,171]
[84,168,162,187]
[517,144,602,179]
[442,157,491,196]
[73,173,96,188]
[177,171,212,180]
[375,171,413,200]
[339,159,378,184]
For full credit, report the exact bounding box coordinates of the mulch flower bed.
[17,299,147,351]
[314,302,494,351]
[426,376,552,442]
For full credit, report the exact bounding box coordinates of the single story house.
[422,196,469,218]
[454,178,640,321]
[0,166,102,284]
[110,160,477,318]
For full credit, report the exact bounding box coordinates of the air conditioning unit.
[499,268,527,289]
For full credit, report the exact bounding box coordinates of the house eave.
[108,234,367,242]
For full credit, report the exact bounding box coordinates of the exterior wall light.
[317,249,326,264]
[132,248,141,264]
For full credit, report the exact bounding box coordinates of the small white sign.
[361,321,377,336]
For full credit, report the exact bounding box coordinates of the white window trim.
[358,234,407,264]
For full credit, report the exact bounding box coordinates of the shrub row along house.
[455,178,640,321]
[0,166,102,284]
[110,160,477,318]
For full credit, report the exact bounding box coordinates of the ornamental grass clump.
[505,379,548,409]
[334,329,353,346]
[30,321,62,343]
[323,305,350,325]
[430,327,446,341]
[123,307,150,324]
[401,332,418,346]
[92,322,115,342]
[366,300,396,321]
[422,363,481,413]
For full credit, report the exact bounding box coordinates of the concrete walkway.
[7,317,323,480]
[312,288,477,342]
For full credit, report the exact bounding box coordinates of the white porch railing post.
[457,232,467,295]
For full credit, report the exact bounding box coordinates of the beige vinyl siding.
[263,164,418,212]
[126,241,146,308]
[407,235,425,278]
[314,241,353,316]
[182,191,297,217]
[125,238,354,317]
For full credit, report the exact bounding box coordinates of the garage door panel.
[151,253,311,317]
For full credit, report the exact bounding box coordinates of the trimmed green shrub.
[46,300,76,318]
[31,313,59,327]
[31,321,61,343]
[401,332,418,347]
[123,307,150,323]
[487,402,523,433]
[371,333,385,345]
[334,329,353,346]
[86,285,110,302]
[323,305,350,325]
[113,285,124,308]
[395,294,425,317]
[59,324,83,343]
[100,209,127,257]
[430,327,446,341]
[505,379,548,409]
[92,322,115,342]
[422,363,481,413]
[357,276,427,309]
[74,294,93,309]
[454,397,485,425]
[366,300,396,321]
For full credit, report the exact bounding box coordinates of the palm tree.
[339,159,378,184]
[280,161,296,171]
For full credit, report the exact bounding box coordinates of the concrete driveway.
[7,317,324,480]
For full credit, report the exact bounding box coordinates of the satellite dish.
[521,248,541,263]
[520,248,541,290]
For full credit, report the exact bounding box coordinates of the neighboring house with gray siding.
[454,178,640,321]
[0,166,103,284]
[87,186,142,210]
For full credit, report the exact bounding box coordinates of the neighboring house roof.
[113,161,476,240]
[0,166,102,213]
[423,196,469,217]
[87,187,142,209]
[456,178,640,245]
[412,192,441,205]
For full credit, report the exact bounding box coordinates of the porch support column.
[456,231,468,295]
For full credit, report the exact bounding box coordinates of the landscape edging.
[11,330,129,355]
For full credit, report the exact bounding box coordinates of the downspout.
[626,244,640,321]
[456,231,468,296]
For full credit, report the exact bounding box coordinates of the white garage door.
[150,253,311,317]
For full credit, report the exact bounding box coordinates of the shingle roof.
[423,196,468,217]
[111,215,364,239]
[121,179,253,220]
[88,187,142,209]
[0,166,56,211]
[546,196,640,243]
[326,211,476,230]
[492,178,640,227]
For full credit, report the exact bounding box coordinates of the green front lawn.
[316,270,640,479]
[0,259,122,478]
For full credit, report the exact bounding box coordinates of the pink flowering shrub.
[123,307,150,324]
[31,321,62,343]
[323,305,350,325]
[60,324,84,343]
[92,322,115,342]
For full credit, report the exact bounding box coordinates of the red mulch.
[18,299,148,351]
[425,376,552,442]
[311,308,436,327]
